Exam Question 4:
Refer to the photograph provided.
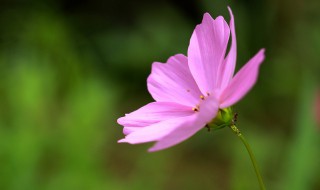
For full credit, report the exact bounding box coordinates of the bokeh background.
[0,0,319,189]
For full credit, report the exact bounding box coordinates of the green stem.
[230,125,266,190]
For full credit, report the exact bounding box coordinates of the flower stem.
[230,125,266,190]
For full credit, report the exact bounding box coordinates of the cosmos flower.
[117,7,265,152]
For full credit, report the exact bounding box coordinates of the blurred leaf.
[279,71,319,190]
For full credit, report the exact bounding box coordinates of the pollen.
[192,105,200,112]
[200,95,205,100]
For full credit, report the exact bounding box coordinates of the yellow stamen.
[192,105,200,112]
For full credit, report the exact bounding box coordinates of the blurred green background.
[0,0,319,189]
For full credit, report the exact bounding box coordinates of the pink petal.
[148,95,219,152]
[118,116,195,144]
[146,115,202,151]
[217,7,237,90]
[188,13,230,95]
[119,95,218,151]
[147,54,202,107]
[117,102,193,135]
[220,49,265,108]
[123,127,142,135]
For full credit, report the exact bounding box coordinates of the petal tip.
[148,145,163,152]
[117,117,125,125]
[202,12,214,22]
[227,7,234,20]
[257,48,266,62]
[147,147,157,152]
[203,12,211,17]
[118,139,127,143]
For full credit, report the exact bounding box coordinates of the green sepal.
[207,107,233,131]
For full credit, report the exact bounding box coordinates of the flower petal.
[147,54,202,107]
[119,95,218,151]
[117,102,193,135]
[123,127,141,135]
[220,49,265,108]
[118,116,195,144]
[217,7,237,90]
[188,13,230,94]
[148,95,219,152]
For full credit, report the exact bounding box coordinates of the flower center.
[190,92,235,131]
[191,92,212,112]
[192,94,209,112]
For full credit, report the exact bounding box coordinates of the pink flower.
[117,7,265,152]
